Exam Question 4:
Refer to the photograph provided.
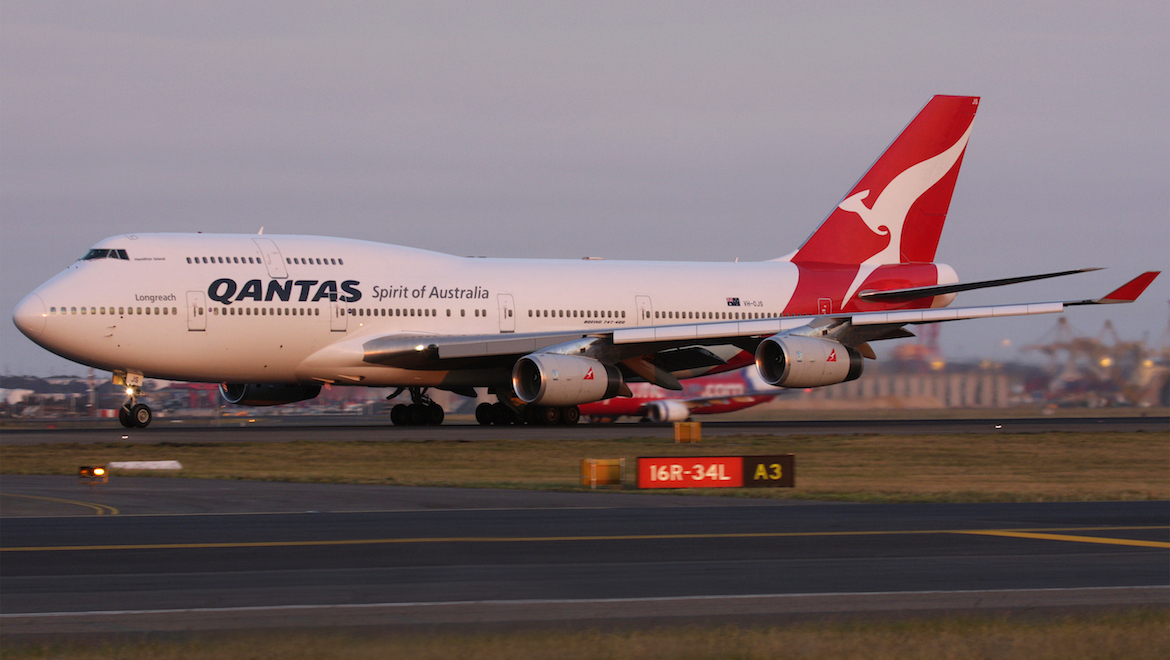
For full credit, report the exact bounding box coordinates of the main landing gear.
[388,387,445,426]
[475,401,580,426]
[118,386,152,429]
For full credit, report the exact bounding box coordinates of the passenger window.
[187,257,192,264]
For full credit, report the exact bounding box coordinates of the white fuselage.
[16,233,810,387]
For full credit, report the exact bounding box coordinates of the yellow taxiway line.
[0,492,119,516]
[957,529,1170,549]
[1,525,1164,553]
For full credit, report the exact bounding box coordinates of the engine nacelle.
[754,335,863,388]
[645,399,692,423]
[219,383,322,406]
[512,354,624,406]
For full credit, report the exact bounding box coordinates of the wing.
[305,271,1159,390]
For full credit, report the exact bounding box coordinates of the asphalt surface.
[1,417,1167,633]
[1,476,1166,633]
[1,414,1166,445]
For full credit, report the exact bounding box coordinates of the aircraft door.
[252,238,288,279]
[818,298,832,315]
[498,294,515,333]
[186,291,206,331]
[635,295,654,326]
[330,300,348,332]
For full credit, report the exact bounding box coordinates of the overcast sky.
[2,2,1167,377]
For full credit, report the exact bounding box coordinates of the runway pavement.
[1,474,1167,633]
[1,414,1166,445]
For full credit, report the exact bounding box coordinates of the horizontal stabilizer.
[858,268,1101,303]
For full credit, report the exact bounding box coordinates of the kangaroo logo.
[839,123,973,267]
[839,123,974,304]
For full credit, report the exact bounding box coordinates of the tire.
[118,406,134,428]
[491,402,512,425]
[406,404,426,425]
[475,403,493,426]
[427,403,445,426]
[391,404,408,425]
[540,405,561,425]
[560,406,580,425]
[131,404,152,428]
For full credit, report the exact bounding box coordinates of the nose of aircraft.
[13,293,46,340]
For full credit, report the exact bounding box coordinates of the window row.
[529,309,626,319]
[189,256,260,264]
[50,306,177,316]
[656,310,781,320]
[343,308,492,318]
[186,256,345,265]
[208,307,320,317]
[286,257,343,266]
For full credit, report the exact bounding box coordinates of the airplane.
[576,368,783,424]
[12,95,1160,429]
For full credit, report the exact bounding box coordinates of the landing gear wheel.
[560,406,580,425]
[492,402,516,425]
[130,404,152,428]
[476,403,494,426]
[427,403,445,426]
[391,404,408,426]
[118,406,134,428]
[539,405,561,425]
[406,404,426,425]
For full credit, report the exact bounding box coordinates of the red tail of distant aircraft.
[14,96,1160,428]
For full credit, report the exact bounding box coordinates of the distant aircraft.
[577,369,782,423]
[13,96,1159,428]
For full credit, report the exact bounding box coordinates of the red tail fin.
[789,95,979,266]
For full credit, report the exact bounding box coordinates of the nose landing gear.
[118,385,153,429]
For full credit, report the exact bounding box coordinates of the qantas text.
[207,279,361,305]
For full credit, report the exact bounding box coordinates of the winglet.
[1096,271,1160,303]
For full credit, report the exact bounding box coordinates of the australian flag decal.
[726,297,741,307]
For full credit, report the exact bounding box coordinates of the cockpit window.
[81,249,130,261]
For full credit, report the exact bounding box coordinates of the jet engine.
[645,399,691,423]
[219,383,322,406]
[512,354,624,406]
[754,335,863,388]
